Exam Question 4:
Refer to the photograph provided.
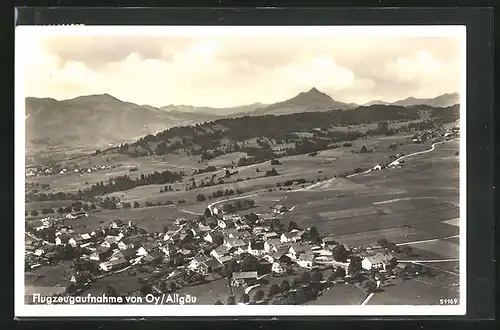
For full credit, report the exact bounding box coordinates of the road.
[395,234,459,246]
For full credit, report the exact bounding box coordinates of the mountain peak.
[308,87,321,93]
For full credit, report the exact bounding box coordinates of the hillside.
[25,94,222,151]
[113,103,459,160]
[366,93,460,107]
[248,88,355,116]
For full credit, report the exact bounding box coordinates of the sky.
[21,28,464,108]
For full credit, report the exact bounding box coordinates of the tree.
[348,257,362,276]
[281,280,290,291]
[253,289,265,302]
[82,203,90,212]
[377,238,389,248]
[240,255,259,272]
[57,207,65,215]
[196,194,206,202]
[30,210,39,217]
[365,280,377,293]
[290,277,297,289]
[239,293,250,304]
[311,271,323,283]
[335,267,346,279]
[300,271,312,283]
[226,296,236,305]
[309,226,321,244]
[333,245,349,263]
[140,283,152,296]
[402,246,413,257]
[287,220,299,232]
[122,202,131,210]
[204,208,212,218]
[133,201,140,208]
[268,284,282,297]
[246,212,258,224]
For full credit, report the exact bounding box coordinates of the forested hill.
[109,104,459,160]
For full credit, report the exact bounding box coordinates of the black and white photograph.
[15,25,466,317]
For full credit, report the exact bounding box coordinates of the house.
[110,219,125,229]
[210,245,230,260]
[264,238,281,253]
[117,241,128,251]
[217,255,232,265]
[252,226,267,235]
[70,272,92,284]
[271,248,292,264]
[100,235,122,248]
[234,222,250,231]
[163,231,178,242]
[198,224,212,233]
[217,219,232,229]
[288,243,312,260]
[321,237,337,248]
[361,253,394,271]
[174,217,187,226]
[248,241,266,256]
[296,253,314,269]
[203,232,215,243]
[55,234,71,246]
[143,250,165,264]
[262,232,279,241]
[271,262,286,275]
[231,271,259,287]
[280,232,303,243]
[68,233,92,248]
[221,228,238,238]
[373,164,382,171]
[99,258,128,272]
[120,249,137,261]
[136,242,160,256]
[199,257,223,275]
[188,253,210,271]
[273,204,288,214]
[34,249,45,257]
[110,250,125,260]
[224,238,246,250]
[89,247,110,261]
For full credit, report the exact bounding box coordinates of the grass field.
[368,278,459,305]
[306,283,366,305]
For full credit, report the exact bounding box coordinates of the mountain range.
[364,93,460,107]
[25,88,459,153]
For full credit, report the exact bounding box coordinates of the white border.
[15,25,467,318]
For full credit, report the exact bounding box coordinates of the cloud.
[24,33,463,107]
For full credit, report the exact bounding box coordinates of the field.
[306,283,366,305]
[368,277,459,305]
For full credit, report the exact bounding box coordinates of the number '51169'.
[440,298,459,305]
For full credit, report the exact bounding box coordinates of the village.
[25,194,429,305]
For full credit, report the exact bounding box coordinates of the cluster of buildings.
[25,164,121,178]
[411,125,460,144]
[26,201,414,293]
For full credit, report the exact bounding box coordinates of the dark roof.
[149,250,165,259]
[250,241,265,250]
[121,249,136,260]
[203,257,223,270]
[213,245,230,255]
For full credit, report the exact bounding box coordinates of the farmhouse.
[199,257,223,275]
[321,237,337,248]
[262,232,279,240]
[288,243,312,259]
[361,253,395,271]
[296,253,314,269]
[188,253,210,271]
[231,271,259,287]
[248,241,266,256]
[89,247,110,261]
[99,258,128,272]
[264,238,282,253]
[68,233,92,248]
[210,245,230,260]
[280,232,303,243]
[271,262,286,275]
